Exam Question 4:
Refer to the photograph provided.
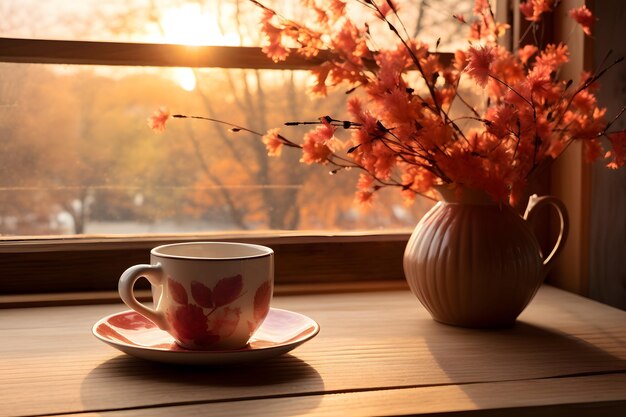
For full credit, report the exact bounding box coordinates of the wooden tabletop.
[1,285,625,416]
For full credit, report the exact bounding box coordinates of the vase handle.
[523,195,569,272]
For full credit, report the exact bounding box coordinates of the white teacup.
[119,242,274,350]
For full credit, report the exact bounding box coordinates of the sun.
[160,4,240,46]
[172,68,197,92]
[159,4,240,91]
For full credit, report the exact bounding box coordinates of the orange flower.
[262,128,284,156]
[374,45,412,94]
[606,131,626,169]
[526,65,553,99]
[332,20,369,63]
[520,0,555,22]
[485,104,516,139]
[300,121,336,164]
[583,139,603,163]
[355,190,374,205]
[487,46,524,98]
[372,142,396,179]
[465,46,495,87]
[517,45,538,65]
[260,10,289,62]
[569,5,595,36]
[347,97,379,146]
[572,90,597,113]
[401,167,436,195]
[147,107,170,132]
[357,173,374,192]
[534,43,569,72]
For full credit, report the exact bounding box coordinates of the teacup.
[118,242,274,350]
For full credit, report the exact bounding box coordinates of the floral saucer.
[92,308,319,365]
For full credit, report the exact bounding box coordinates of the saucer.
[92,308,319,365]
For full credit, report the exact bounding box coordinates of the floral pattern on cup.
[249,280,272,332]
[164,275,272,348]
[108,311,156,331]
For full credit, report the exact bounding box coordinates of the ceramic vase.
[403,187,569,328]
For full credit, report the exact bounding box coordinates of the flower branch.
[150,0,625,207]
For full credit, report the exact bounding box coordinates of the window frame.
[536,0,594,295]
[505,0,595,296]
[0,38,340,70]
[0,232,410,299]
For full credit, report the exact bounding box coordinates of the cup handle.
[523,195,569,272]
[118,263,169,330]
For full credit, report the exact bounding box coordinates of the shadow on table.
[80,353,324,414]
[422,319,626,408]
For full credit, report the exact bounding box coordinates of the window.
[0,0,484,237]
[6,0,585,302]
[1,61,440,235]
[1,0,464,299]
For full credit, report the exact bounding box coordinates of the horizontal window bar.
[0,232,411,294]
[0,37,452,69]
[0,37,323,69]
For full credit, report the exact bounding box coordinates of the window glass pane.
[0,0,486,237]
[0,0,473,51]
[1,63,467,235]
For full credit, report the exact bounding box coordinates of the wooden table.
[1,285,625,416]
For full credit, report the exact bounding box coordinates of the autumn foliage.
[244,0,624,206]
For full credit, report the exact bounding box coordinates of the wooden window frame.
[536,0,594,295]
[506,0,598,296]
[3,0,595,304]
[0,232,410,306]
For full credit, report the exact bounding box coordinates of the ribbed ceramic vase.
[403,187,569,328]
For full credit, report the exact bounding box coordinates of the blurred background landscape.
[0,0,474,235]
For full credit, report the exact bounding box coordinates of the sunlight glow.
[159,4,239,91]
[173,68,197,91]
[160,4,240,47]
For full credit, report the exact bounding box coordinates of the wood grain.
[0,233,409,294]
[588,0,626,310]
[1,286,625,417]
[60,374,626,417]
[548,0,594,295]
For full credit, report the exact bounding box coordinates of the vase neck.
[435,186,499,205]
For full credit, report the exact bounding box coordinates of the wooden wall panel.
[588,0,626,309]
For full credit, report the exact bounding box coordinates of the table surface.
[1,285,625,417]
